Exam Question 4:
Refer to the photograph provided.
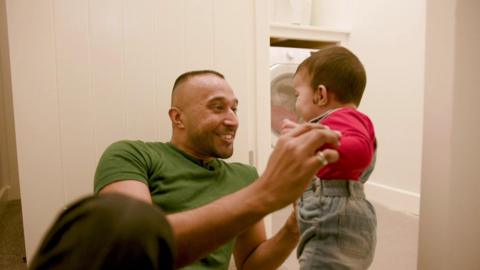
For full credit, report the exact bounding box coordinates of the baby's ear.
[315,85,328,105]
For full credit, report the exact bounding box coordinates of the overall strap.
[359,138,377,184]
[308,108,340,124]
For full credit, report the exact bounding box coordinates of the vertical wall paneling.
[254,0,271,173]
[6,0,261,260]
[253,0,272,236]
[53,0,95,202]
[213,0,253,164]
[184,0,214,70]
[89,0,126,159]
[243,0,258,167]
[6,0,64,259]
[124,0,158,141]
[155,0,185,141]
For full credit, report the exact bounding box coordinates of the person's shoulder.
[106,139,143,148]
[322,107,376,138]
[105,139,146,152]
[224,161,257,172]
[103,140,168,157]
[228,162,257,172]
[327,107,374,127]
[107,140,166,149]
[221,161,259,182]
[330,107,370,119]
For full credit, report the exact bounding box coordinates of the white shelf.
[270,23,349,47]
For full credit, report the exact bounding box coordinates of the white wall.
[6,0,258,260]
[418,0,480,268]
[0,0,19,202]
[347,0,426,214]
[263,1,426,227]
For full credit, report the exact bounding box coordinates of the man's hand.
[257,122,340,212]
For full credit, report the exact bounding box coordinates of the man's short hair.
[297,46,367,106]
[172,69,225,96]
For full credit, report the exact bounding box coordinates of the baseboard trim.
[364,181,420,216]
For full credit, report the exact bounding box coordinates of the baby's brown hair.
[297,46,367,106]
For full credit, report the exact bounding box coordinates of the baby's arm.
[280,119,298,134]
[320,111,374,175]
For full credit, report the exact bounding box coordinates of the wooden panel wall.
[6,0,257,259]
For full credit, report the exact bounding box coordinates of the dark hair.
[171,70,225,106]
[296,46,367,106]
[172,70,225,92]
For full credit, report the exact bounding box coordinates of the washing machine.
[270,46,316,146]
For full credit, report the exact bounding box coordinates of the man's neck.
[169,137,213,162]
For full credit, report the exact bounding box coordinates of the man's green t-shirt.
[94,140,258,270]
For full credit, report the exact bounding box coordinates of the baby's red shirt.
[316,108,376,181]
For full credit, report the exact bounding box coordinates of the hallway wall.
[0,0,20,202]
[347,0,426,214]
[418,0,480,268]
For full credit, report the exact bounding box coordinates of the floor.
[271,201,419,270]
[0,200,27,270]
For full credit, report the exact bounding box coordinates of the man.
[30,70,340,270]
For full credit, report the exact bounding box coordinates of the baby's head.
[293,46,366,122]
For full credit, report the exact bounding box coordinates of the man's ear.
[168,107,185,128]
[315,84,328,106]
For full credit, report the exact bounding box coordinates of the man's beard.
[189,130,234,159]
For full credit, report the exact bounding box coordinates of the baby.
[284,46,377,269]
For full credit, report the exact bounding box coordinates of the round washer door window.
[270,64,299,137]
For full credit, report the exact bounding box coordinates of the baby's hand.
[280,119,299,134]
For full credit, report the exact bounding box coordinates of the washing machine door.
[270,63,299,147]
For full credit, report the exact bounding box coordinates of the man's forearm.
[240,220,300,270]
[168,178,276,268]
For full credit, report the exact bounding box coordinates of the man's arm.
[100,123,340,268]
[100,177,273,268]
[100,180,152,204]
[100,177,298,269]
[233,209,299,270]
